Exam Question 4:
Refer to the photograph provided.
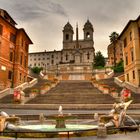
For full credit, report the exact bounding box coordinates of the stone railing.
[124,82,140,93]
[0,88,10,98]
[114,74,125,87]
[114,77,124,87]
[0,78,38,99]
[28,78,38,88]
[106,70,114,78]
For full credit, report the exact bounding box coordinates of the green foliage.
[109,32,119,43]
[113,60,124,73]
[94,66,104,69]
[94,51,105,67]
[31,67,43,74]
[31,88,39,93]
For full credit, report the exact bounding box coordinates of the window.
[132,70,135,79]
[127,73,129,81]
[9,51,13,62]
[34,63,36,66]
[38,58,40,60]
[34,58,36,61]
[87,52,90,60]
[20,53,23,65]
[66,34,69,40]
[38,63,40,66]
[43,58,45,60]
[24,57,27,68]
[0,24,3,35]
[8,71,12,80]
[125,53,128,65]
[30,59,32,61]
[86,32,90,38]
[24,76,26,82]
[52,55,54,58]
[131,48,134,62]
[20,73,22,81]
[51,60,54,65]
[130,32,132,41]
[21,38,24,47]
[65,54,68,61]
[10,33,16,43]
[124,38,127,48]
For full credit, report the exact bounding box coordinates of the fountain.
[55,105,66,128]
[0,101,140,138]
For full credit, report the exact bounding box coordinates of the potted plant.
[53,78,59,84]
[44,83,51,90]
[110,88,118,98]
[51,81,57,88]
[103,85,110,94]
[30,88,39,98]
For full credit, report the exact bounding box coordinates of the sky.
[0,0,140,57]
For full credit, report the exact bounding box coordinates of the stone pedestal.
[0,116,6,132]
[97,123,107,138]
[39,113,46,124]
[55,115,66,128]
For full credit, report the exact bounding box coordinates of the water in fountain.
[58,105,63,116]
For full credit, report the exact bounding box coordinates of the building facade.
[29,20,95,80]
[118,15,140,91]
[0,9,33,90]
[107,40,123,66]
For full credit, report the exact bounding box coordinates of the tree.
[94,51,105,68]
[113,60,124,73]
[109,32,119,67]
[31,67,43,74]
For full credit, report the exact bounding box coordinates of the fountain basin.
[17,124,98,132]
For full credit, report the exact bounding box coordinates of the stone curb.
[0,103,140,110]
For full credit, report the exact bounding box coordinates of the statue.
[101,100,133,128]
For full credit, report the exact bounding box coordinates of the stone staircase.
[27,80,116,104]
[0,73,49,104]
[99,77,123,93]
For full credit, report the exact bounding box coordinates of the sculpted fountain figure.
[101,100,135,128]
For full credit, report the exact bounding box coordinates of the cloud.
[0,0,139,57]
[0,0,68,21]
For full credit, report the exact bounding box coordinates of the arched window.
[86,32,90,38]
[66,34,69,40]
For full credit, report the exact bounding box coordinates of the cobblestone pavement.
[0,132,140,140]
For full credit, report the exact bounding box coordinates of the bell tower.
[63,22,74,42]
[83,20,94,40]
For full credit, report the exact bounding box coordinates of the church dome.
[63,22,73,31]
[84,20,93,30]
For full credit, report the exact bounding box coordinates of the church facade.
[28,20,95,80]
